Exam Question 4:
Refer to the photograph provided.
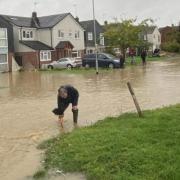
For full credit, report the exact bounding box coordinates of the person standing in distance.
[52,85,79,128]
[141,49,147,66]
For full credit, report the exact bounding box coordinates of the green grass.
[39,104,180,180]
[126,56,165,65]
[33,169,46,179]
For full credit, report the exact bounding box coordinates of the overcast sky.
[0,0,179,27]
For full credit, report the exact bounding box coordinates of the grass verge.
[126,56,165,65]
[38,104,180,180]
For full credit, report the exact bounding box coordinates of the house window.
[0,28,8,47]
[0,28,7,39]
[88,32,93,40]
[40,51,51,61]
[87,49,93,54]
[144,35,147,40]
[69,30,72,38]
[58,30,64,38]
[0,39,8,47]
[75,31,80,39]
[0,54,7,64]
[22,30,33,39]
[100,33,104,45]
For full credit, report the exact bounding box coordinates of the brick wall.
[8,52,14,72]
[15,52,39,70]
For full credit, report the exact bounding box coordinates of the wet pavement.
[0,58,180,179]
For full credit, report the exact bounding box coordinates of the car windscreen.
[59,59,68,62]
[104,53,116,59]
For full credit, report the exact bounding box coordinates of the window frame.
[40,51,51,62]
[75,30,80,39]
[58,30,65,38]
[22,29,34,40]
[69,30,73,38]
[99,33,104,45]
[0,28,8,48]
[88,32,93,41]
[0,54,8,65]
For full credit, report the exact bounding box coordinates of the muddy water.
[0,58,180,180]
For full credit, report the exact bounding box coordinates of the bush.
[161,41,180,52]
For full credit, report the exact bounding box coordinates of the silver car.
[47,58,80,69]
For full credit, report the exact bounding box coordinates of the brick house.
[159,26,179,45]
[0,12,85,71]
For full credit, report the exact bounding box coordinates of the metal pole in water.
[92,0,99,74]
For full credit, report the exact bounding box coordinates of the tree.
[104,18,152,58]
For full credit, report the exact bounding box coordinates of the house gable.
[52,14,85,50]
[146,27,161,50]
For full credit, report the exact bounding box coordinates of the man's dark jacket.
[53,85,79,115]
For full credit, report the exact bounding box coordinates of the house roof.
[80,20,103,30]
[159,26,179,32]
[144,26,156,34]
[20,41,54,50]
[56,41,74,49]
[0,13,70,28]
[80,20,104,47]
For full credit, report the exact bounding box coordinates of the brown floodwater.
[0,58,180,179]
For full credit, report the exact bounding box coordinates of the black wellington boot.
[72,109,78,124]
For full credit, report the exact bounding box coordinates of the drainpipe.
[36,50,40,69]
[20,27,22,41]
[50,28,55,60]
[50,28,53,47]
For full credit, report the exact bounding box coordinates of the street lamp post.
[92,0,99,74]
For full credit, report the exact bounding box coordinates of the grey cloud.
[0,0,179,26]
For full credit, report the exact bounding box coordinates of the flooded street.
[0,58,180,180]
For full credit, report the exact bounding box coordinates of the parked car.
[74,57,82,67]
[82,53,120,68]
[47,58,81,69]
[152,48,160,57]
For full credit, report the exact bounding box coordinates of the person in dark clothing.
[129,48,136,64]
[52,85,79,127]
[141,49,147,65]
[119,54,125,68]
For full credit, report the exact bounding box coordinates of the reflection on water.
[0,59,180,179]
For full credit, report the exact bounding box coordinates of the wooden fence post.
[127,82,143,117]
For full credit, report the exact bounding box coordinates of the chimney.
[31,11,40,28]
[75,16,79,22]
[32,11,37,19]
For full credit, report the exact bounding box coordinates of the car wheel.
[108,63,114,68]
[85,64,90,68]
[67,64,73,69]
[48,65,53,70]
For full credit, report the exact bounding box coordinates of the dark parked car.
[82,53,120,68]
[152,48,160,57]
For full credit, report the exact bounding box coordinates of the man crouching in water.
[52,85,79,128]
